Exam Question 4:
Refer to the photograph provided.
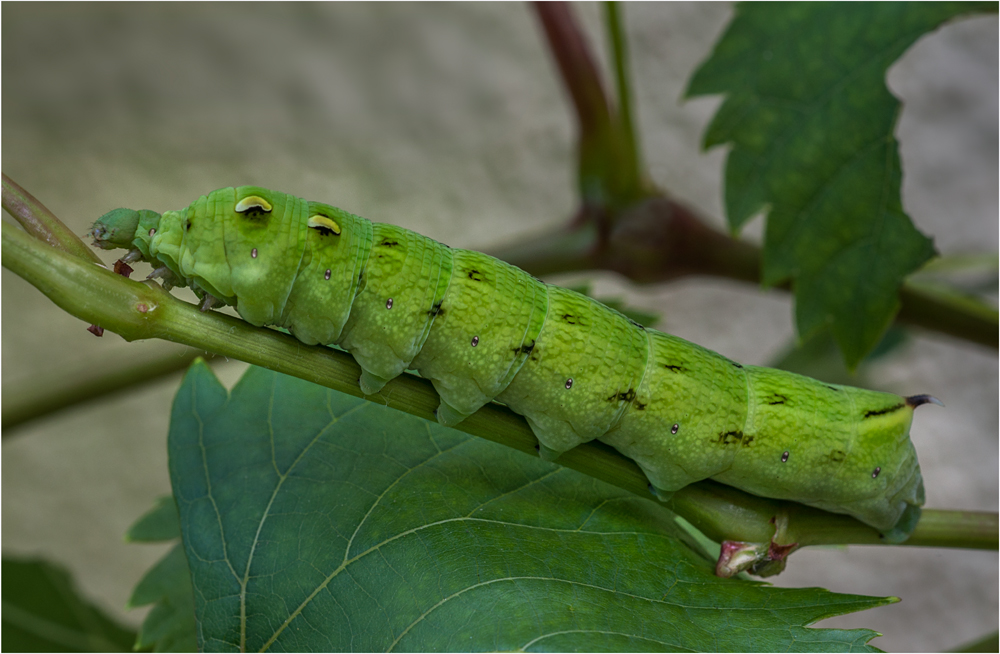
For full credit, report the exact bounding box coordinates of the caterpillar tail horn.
[906,394,944,408]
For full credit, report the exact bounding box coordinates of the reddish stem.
[533,3,613,136]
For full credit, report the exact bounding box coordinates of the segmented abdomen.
[143,187,923,534]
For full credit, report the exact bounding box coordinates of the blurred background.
[2,4,996,652]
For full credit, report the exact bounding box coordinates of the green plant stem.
[897,281,999,349]
[485,196,998,350]
[2,348,216,434]
[4,220,994,553]
[604,1,640,183]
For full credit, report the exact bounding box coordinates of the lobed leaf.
[686,2,994,367]
[126,496,198,652]
[168,361,895,652]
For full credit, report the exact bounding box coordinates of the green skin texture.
[92,186,925,540]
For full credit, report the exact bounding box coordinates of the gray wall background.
[3,4,996,652]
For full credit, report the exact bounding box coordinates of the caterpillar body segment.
[90,186,927,539]
[409,248,549,426]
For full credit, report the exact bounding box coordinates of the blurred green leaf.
[952,630,1000,653]
[1,557,136,652]
[687,2,994,367]
[168,361,893,652]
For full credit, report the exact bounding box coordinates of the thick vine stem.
[486,195,998,350]
[4,220,995,556]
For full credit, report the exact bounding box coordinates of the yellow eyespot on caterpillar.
[308,214,342,236]
[89,185,932,544]
[235,196,273,213]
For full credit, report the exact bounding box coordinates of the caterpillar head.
[90,208,163,257]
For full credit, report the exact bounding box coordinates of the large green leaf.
[1,557,137,652]
[126,497,197,653]
[686,2,993,367]
[168,361,895,652]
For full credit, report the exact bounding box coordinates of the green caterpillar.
[90,186,933,541]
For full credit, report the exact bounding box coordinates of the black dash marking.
[663,364,686,373]
[240,208,269,221]
[311,224,339,237]
[829,449,847,463]
[863,403,905,419]
[513,340,535,356]
[627,318,646,330]
[826,385,840,392]
[427,301,444,318]
[731,361,743,369]
[766,394,788,406]
[467,269,485,282]
[378,239,400,247]
[607,389,636,403]
[560,313,578,325]
[715,430,744,445]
